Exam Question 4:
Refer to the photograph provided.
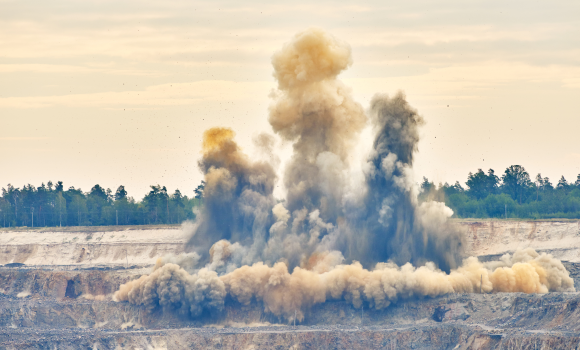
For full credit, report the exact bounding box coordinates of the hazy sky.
[1,0,579,199]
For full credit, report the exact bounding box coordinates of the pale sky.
[1,0,579,199]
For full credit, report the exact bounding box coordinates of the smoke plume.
[269,28,367,222]
[115,28,575,321]
[186,127,277,268]
[353,93,465,271]
[185,28,463,272]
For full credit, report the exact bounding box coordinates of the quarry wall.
[1,220,579,267]
[1,220,580,349]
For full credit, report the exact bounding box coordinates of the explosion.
[114,28,575,322]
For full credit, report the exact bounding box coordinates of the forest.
[1,164,579,228]
[0,181,204,227]
[421,165,580,219]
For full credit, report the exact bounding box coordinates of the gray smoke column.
[349,93,465,271]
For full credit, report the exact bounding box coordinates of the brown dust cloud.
[113,28,575,322]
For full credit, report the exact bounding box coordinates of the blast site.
[1,29,580,350]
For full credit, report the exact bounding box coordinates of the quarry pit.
[1,220,579,349]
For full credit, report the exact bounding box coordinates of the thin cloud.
[0,80,273,109]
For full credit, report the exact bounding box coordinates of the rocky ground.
[0,220,579,349]
[2,289,580,349]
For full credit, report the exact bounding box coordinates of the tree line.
[0,181,205,228]
[2,165,579,227]
[420,165,580,219]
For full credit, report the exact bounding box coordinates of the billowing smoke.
[186,127,277,269]
[351,93,465,271]
[114,263,225,317]
[485,248,574,293]
[114,248,574,321]
[115,28,575,320]
[269,28,367,222]
[185,28,462,272]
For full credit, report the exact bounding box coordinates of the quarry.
[1,219,580,350]
[2,29,579,350]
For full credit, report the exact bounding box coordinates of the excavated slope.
[0,225,184,267]
[2,292,580,349]
[0,220,579,349]
[2,220,579,267]
[463,220,580,261]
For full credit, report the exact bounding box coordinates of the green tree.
[2,184,20,226]
[101,205,115,225]
[501,165,532,204]
[19,184,37,226]
[0,197,11,227]
[483,194,516,218]
[194,181,205,199]
[486,169,500,194]
[143,185,169,223]
[466,169,487,200]
[69,194,88,226]
[55,192,67,227]
[557,176,570,192]
[534,174,544,201]
[543,176,554,191]
[440,181,464,198]
[87,184,111,225]
[115,185,127,201]
[466,169,500,200]
[535,174,544,188]
[35,182,50,226]
[170,189,186,223]
[89,184,108,201]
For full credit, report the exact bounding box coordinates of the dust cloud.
[185,28,462,272]
[115,248,574,320]
[115,28,575,320]
[114,262,226,318]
